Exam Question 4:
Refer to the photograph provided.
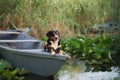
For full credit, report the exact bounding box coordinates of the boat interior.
[0,30,44,49]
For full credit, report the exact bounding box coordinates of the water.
[58,61,120,80]
[59,70,119,80]
[26,61,120,80]
[26,73,49,80]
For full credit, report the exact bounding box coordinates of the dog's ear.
[46,31,52,37]
[55,30,60,36]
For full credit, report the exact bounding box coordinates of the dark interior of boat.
[0,31,44,49]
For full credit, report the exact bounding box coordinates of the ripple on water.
[59,65,120,80]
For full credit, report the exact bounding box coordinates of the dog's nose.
[55,37,58,40]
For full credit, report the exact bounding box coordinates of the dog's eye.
[51,34,54,37]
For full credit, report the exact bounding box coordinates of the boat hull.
[0,45,68,77]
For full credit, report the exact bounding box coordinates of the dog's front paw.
[51,51,56,55]
[58,50,63,55]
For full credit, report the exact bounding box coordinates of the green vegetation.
[62,34,120,71]
[0,59,28,80]
[0,0,120,38]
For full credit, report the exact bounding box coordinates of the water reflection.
[26,73,55,80]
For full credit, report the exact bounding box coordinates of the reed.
[0,0,120,39]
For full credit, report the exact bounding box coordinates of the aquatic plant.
[62,35,120,71]
[0,59,28,80]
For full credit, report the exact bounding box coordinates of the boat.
[0,30,70,77]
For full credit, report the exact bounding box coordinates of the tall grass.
[0,0,120,39]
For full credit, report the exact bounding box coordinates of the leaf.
[14,76,25,80]
[11,69,18,76]
[20,68,28,75]
[103,59,110,63]
[0,59,11,71]
[91,59,97,64]
[93,53,101,59]
[88,48,93,53]
[108,52,116,63]
[2,70,13,79]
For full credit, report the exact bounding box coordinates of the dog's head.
[46,30,60,42]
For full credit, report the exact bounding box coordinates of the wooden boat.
[0,30,70,77]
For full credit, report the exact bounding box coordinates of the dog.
[44,30,63,55]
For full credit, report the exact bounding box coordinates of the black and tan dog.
[44,30,63,55]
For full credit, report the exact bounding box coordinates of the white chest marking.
[51,41,58,50]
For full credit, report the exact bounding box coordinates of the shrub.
[62,35,120,70]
